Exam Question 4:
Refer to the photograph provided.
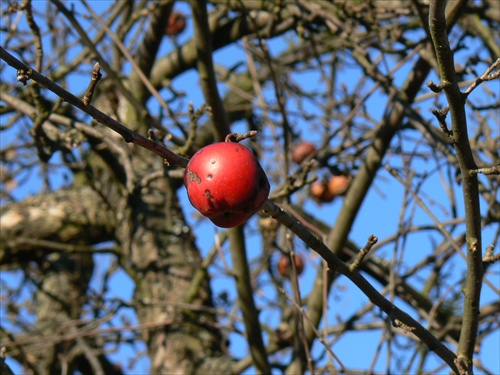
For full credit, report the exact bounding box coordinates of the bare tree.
[1,1,499,374]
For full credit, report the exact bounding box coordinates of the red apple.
[277,254,304,277]
[292,141,316,164]
[184,142,270,228]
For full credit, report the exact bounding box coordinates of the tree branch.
[261,199,460,373]
[149,7,297,89]
[190,1,270,372]
[429,1,484,372]
[190,0,230,141]
[0,186,116,264]
[0,47,189,168]
[228,226,272,375]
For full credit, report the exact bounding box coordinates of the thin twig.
[279,288,347,373]
[469,164,500,176]
[349,235,378,272]
[384,166,467,262]
[225,131,258,143]
[21,0,43,72]
[463,58,500,98]
[1,318,175,348]
[80,0,181,127]
[0,47,189,168]
[51,0,179,142]
[83,62,102,106]
[261,199,459,373]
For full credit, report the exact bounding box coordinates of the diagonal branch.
[261,199,459,373]
[0,47,189,168]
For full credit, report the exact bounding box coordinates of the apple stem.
[225,131,258,143]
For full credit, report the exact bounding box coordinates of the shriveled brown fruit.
[166,11,186,36]
[277,254,304,277]
[292,141,316,164]
[310,180,335,203]
[327,175,352,196]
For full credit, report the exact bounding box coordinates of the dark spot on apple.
[211,159,216,164]
[207,174,213,180]
[235,147,240,152]
[186,170,201,184]
[205,190,216,209]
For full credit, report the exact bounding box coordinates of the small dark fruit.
[166,11,186,36]
[277,254,304,277]
[292,141,316,164]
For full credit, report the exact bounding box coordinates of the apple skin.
[184,142,270,228]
